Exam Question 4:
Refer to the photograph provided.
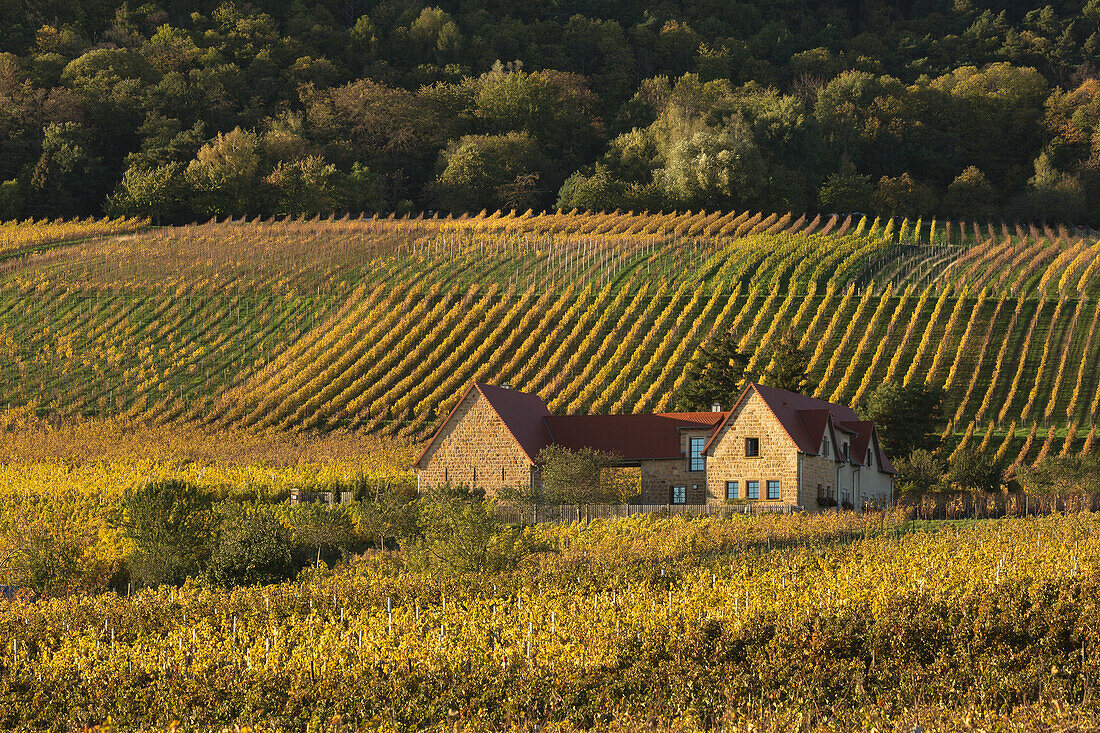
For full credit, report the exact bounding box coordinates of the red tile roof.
[700,383,894,473]
[841,420,873,465]
[657,411,728,426]
[793,409,831,453]
[705,383,859,454]
[545,411,725,462]
[752,382,860,451]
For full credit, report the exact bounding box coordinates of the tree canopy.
[116,478,214,586]
[758,332,815,395]
[676,329,751,411]
[535,445,623,505]
[1,2,1099,222]
[858,383,948,459]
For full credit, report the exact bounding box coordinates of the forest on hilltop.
[1,1,1100,223]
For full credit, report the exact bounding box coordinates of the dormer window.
[842,441,849,459]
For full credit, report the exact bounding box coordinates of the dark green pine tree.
[759,331,815,395]
[676,330,751,411]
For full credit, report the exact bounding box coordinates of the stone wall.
[801,454,836,509]
[418,388,533,494]
[638,428,711,504]
[640,459,707,504]
[705,390,800,505]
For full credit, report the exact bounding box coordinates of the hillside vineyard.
[3,211,1099,457]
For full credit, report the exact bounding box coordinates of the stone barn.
[413,382,894,510]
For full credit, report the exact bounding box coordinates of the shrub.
[117,479,214,586]
[406,486,529,574]
[206,505,295,587]
[357,486,419,551]
[536,445,624,504]
[1,505,98,596]
[947,447,1004,493]
[281,502,358,567]
[1017,454,1100,497]
[895,449,946,498]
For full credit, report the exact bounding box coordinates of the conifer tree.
[759,331,815,394]
[676,330,751,411]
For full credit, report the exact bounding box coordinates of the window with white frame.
[726,481,739,500]
[822,437,831,459]
[689,437,706,472]
[767,480,780,500]
[671,485,686,504]
[746,480,759,500]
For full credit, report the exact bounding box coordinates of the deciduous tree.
[895,449,946,498]
[944,166,997,219]
[858,382,947,458]
[426,131,546,212]
[536,445,623,504]
[116,479,214,586]
[406,485,528,574]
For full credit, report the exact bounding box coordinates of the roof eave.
[542,416,557,445]
[871,426,897,475]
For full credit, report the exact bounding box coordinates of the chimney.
[711,402,722,412]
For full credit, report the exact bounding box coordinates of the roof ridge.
[750,380,856,407]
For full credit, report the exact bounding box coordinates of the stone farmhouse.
[413,382,895,510]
